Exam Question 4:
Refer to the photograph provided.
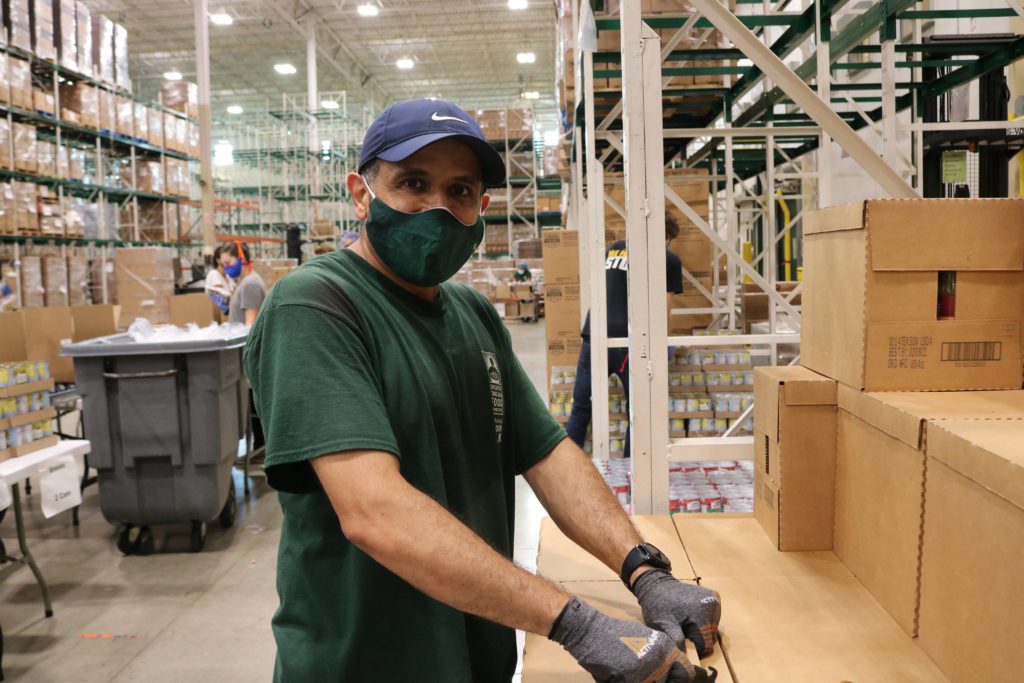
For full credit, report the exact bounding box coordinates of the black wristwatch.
[620,543,672,589]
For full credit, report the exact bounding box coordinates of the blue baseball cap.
[358,99,506,187]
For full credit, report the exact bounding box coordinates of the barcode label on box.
[941,341,1002,362]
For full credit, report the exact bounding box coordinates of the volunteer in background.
[221,243,267,327]
[204,244,235,315]
[245,99,719,683]
[565,217,684,457]
[513,261,532,282]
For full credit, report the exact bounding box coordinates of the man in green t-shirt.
[244,99,720,683]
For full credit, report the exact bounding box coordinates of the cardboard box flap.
[838,384,927,449]
[840,384,1024,449]
[926,420,1024,511]
[754,366,837,440]
[803,202,865,236]
[867,199,1024,272]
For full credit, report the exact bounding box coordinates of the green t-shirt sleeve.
[244,300,400,493]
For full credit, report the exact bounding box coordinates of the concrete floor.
[0,321,552,683]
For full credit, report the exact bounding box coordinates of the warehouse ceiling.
[84,0,558,123]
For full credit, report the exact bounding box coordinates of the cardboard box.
[13,123,37,174]
[8,56,32,110]
[753,366,838,551]
[546,337,582,368]
[544,283,580,340]
[70,303,116,341]
[112,22,129,91]
[670,279,714,333]
[115,95,134,137]
[917,420,1024,683]
[802,199,1024,391]
[0,307,75,382]
[42,254,68,306]
[672,516,949,683]
[113,247,176,326]
[835,385,1024,636]
[541,230,580,284]
[251,258,297,291]
[170,292,222,328]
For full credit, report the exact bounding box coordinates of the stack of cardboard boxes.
[113,246,177,327]
[753,198,1024,682]
[494,282,539,322]
[473,108,533,142]
[543,230,582,393]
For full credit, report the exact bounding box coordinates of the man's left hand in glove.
[631,569,721,658]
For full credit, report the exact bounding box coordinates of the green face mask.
[363,189,484,287]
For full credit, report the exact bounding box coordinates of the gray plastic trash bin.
[62,331,248,553]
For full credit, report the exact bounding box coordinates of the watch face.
[643,544,670,567]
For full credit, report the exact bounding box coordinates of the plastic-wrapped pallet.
[0,53,9,105]
[148,107,163,148]
[115,95,134,137]
[19,255,45,308]
[36,139,56,177]
[42,254,68,306]
[54,0,77,70]
[160,81,198,119]
[0,184,14,236]
[30,0,57,62]
[38,197,63,237]
[8,0,32,52]
[32,88,56,116]
[59,82,99,128]
[91,14,114,85]
[75,1,92,76]
[12,181,39,234]
[64,197,85,238]
[133,102,148,142]
[134,160,164,194]
[68,255,89,305]
[68,146,85,181]
[0,119,9,169]
[13,124,37,173]
[9,57,32,110]
[98,88,115,131]
[113,247,177,325]
[113,22,129,91]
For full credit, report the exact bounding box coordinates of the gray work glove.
[550,597,717,683]
[632,569,722,658]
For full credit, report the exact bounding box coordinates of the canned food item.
[680,372,695,387]
[700,491,724,513]
[669,373,682,387]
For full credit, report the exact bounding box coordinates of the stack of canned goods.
[710,393,754,414]
[0,360,51,387]
[1,419,55,452]
[549,367,577,387]
[705,371,754,387]
[702,350,753,366]
[549,392,573,417]
[668,460,754,513]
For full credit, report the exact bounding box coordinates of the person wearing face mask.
[243,99,719,683]
[222,242,266,327]
[204,244,235,315]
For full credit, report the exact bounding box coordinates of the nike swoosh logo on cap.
[432,113,468,124]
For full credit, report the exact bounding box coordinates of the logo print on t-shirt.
[483,351,504,444]
[605,248,628,272]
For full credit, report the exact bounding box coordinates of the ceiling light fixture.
[209,12,233,26]
[274,63,297,75]
[509,0,528,9]
[522,91,540,100]
[226,104,243,114]
[163,70,182,81]
[516,52,536,64]
[320,99,340,110]
[396,58,414,70]
[356,3,379,17]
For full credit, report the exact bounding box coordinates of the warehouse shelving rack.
[213,90,365,256]
[0,41,210,307]
[477,106,542,258]
[565,0,1024,512]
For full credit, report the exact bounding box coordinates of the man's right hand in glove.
[550,597,717,683]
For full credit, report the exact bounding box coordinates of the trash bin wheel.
[189,522,207,553]
[116,524,135,555]
[219,485,237,529]
[135,527,155,556]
